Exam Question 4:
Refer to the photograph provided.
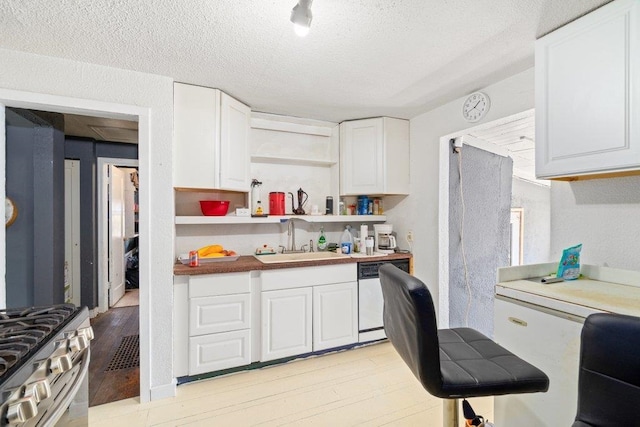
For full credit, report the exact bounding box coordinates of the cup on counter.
[311,204,319,215]
[340,242,352,254]
[365,237,374,255]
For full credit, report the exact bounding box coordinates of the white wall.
[0,48,174,401]
[550,176,640,271]
[512,177,551,265]
[398,68,535,322]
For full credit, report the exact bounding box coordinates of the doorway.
[97,159,139,313]
[93,157,141,405]
[437,109,551,334]
[0,71,169,403]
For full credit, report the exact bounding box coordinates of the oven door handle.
[40,348,90,427]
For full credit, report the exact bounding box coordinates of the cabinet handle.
[508,317,527,327]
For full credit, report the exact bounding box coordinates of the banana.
[196,244,224,257]
[201,252,225,258]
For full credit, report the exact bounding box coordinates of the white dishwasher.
[357,258,410,343]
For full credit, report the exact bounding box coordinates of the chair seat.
[438,328,549,398]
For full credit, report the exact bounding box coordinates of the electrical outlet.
[406,231,414,243]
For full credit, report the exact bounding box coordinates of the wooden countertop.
[174,253,413,276]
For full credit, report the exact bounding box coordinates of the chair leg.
[443,398,459,427]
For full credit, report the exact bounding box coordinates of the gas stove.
[0,304,92,426]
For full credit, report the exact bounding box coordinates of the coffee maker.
[373,224,397,254]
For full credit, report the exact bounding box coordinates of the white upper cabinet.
[220,93,251,190]
[340,117,409,195]
[535,0,640,179]
[174,83,251,190]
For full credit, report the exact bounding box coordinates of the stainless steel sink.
[253,251,350,264]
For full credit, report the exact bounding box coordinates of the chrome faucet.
[281,219,308,253]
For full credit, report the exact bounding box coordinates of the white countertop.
[496,263,640,319]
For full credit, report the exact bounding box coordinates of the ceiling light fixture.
[290,0,313,37]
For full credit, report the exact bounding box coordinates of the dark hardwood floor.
[89,305,140,407]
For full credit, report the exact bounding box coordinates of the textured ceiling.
[0,0,611,122]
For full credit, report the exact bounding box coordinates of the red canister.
[269,192,285,215]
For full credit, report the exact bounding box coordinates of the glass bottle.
[317,227,327,251]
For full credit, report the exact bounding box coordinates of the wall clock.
[462,92,490,122]
[5,197,17,227]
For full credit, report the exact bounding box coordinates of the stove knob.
[68,335,89,353]
[78,326,95,341]
[24,379,51,403]
[6,396,38,424]
[49,353,72,375]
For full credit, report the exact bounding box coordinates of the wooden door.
[64,160,81,306]
[108,165,126,307]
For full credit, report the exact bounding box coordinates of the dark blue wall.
[6,110,65,307]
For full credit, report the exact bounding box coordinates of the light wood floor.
[87,342,493,426]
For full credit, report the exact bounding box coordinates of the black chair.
[573,313,640,427]
[379,264,549,426]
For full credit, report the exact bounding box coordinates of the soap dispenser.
[317,227,327,251]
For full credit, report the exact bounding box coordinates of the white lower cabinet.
[261,287,313,362]
[174,272,253,377]
[493,297,584,426]
[176,265,361,377]
[260,264,358,362]
[313,282,358,351]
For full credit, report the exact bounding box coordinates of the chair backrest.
[379,264,443,395]
[573,313,640,426]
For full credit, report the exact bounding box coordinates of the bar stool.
[573,313,640,426]
[379,264,549,426]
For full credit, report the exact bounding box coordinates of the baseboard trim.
[149,380,177,401]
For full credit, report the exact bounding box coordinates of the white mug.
[311,204,319,214]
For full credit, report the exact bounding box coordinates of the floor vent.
[105,334,140,371]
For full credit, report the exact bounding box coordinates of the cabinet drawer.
[190,293,251,336]
[189,271,251,297]
[188,329,251,375]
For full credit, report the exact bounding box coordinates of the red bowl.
[200,200,230,216]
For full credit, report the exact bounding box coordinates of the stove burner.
[0,304,78,377]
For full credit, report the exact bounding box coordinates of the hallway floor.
[89,304,140,406]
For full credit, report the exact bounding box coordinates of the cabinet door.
[493,298,584,426]
[189,293,251,336]
[535,0,640,178]
[313,282,358,351]
[188,329,251,375]
[340,118,383,195]
[261,288,312,361]
[219,92,251,191]
[173,83,220,188]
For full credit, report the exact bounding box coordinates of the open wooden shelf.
[175,215,387,225]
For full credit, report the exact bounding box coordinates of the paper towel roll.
[360,225,368,253]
